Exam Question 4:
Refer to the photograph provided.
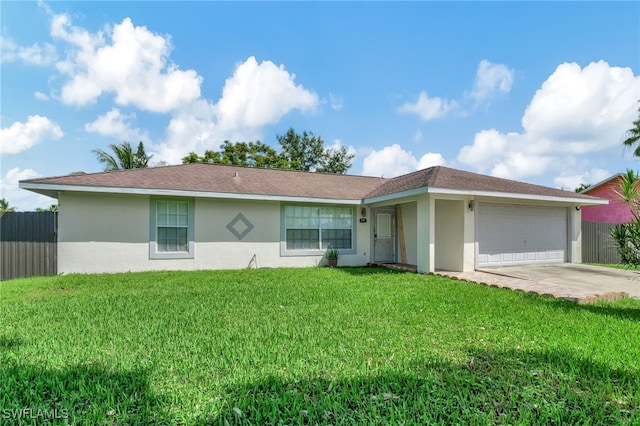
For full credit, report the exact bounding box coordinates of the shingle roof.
[21,163,599,202]
[364,166,597,200]
[22,163,387,200]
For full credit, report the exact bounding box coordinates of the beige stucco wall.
[58,192,151,273]
[57,192,368,274]
[434,199,464,272]
[416,196,434,273]
[462,198,476,272]
[59,192,150,244]
[569,203,582,263]
[352,206,373,265]
[398,202,417,266]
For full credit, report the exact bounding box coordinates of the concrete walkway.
[481,263,640,299]
[435,269,629,304]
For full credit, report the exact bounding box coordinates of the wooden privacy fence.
[0,212,57,280]
[581,220,620,264]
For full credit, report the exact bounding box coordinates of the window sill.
[279,246,356,257]
[149,242,195,259]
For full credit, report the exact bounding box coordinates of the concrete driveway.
[480,263,640,299]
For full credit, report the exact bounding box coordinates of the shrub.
[611,220,640,268]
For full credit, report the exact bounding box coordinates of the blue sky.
[1,1,639,210]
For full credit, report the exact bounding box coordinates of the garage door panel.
[477,203,567,268]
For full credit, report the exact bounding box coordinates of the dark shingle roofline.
[20,163,604,204]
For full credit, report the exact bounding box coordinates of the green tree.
[182,129,353,174]
[318,145,355,174]
[219,141,288,168]
[93,141,153,171]
[182,152,206,164]
[623,104,640,156]
[0,198,16,212]
[35,204,59,212]
[276,128,326,172]
[574,183,591,193]
[133,141,152,168]
[182,142,287,168]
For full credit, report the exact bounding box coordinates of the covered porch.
[365,194,475,274]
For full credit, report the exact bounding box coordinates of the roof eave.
[433,187,608,204]
[19,182,364,205]
[363,187,430,204]
[21,180,608,207]
[363,186,608,205]
[18,182,59,199]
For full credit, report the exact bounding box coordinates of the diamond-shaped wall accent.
[226,213,254,240]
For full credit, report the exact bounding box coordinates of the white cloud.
[468,60,514,105]
[155,99,221,164]
[9,8,318,165]
[363,144,417,177]
[399,60,513,121]
[329,93,344,110]
[52,15,202,112]
[0,115,63,155]
[155,57,319,164]
[553,168,610,191]
[522,60,636,152]
[216,56,319,131]
[457,129,510,173]
[418,152,446,170]
[34,91,50,101]
[489,151,558,180]
[398,91,458,121]
[0,168,53,211]
[0,36,57,66]
[84,108,148,142]
[457,61,640,183]
[362,144,445,178]
[413,129,423,142]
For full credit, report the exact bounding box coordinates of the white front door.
[373,209,395,262]
[477,203,567,267]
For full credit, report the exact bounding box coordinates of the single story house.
[580,173,634,223]
[20,164,606,274]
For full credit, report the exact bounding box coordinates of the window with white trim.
[150,198,195,259]
[157,200,189,251]
[284,206,353,250]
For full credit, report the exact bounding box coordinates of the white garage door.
[477,203,567,267]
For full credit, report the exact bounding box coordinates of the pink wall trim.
[582,178,635,223]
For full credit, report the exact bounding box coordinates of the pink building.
[581,174,635,223]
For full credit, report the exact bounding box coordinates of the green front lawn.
[1,268,639,425]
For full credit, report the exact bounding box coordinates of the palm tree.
[0,198,16,212]
[623,104,640,156]
[93,141,153,171]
